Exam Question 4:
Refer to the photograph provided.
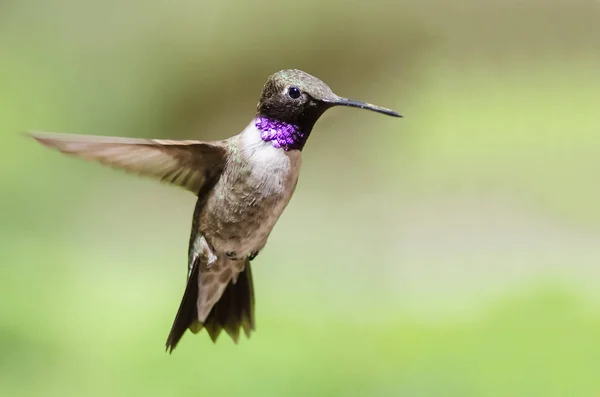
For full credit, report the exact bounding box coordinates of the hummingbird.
[29,69,401,352]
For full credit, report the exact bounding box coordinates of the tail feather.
[165,258,255,353]
[165,258,201,353]
[205,263,255,343]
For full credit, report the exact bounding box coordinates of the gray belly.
[199,160,299,256]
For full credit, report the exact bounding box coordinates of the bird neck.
[254,116,311,151]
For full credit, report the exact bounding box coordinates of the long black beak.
[329,97,402,118]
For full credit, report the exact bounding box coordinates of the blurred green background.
[2,0,600,396]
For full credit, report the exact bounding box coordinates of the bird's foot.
[225,251,260,261]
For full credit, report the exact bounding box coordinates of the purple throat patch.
[255,117,308,151]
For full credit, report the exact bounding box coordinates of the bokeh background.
[2,0,600,396]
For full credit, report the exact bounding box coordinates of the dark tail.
[165,258,255,353]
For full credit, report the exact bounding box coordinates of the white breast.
[239,122,298,195]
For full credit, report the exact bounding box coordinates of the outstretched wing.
[28,131,228,195]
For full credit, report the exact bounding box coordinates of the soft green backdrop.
[1,1,599,396]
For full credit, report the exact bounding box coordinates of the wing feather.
[28,131,228,195]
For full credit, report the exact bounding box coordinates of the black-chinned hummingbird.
[29,69,401,352]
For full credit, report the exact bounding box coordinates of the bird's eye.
[287,86,301,99]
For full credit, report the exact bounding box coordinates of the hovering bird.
[29,69,401,352]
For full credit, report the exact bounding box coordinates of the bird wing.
[28,131,228,195]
